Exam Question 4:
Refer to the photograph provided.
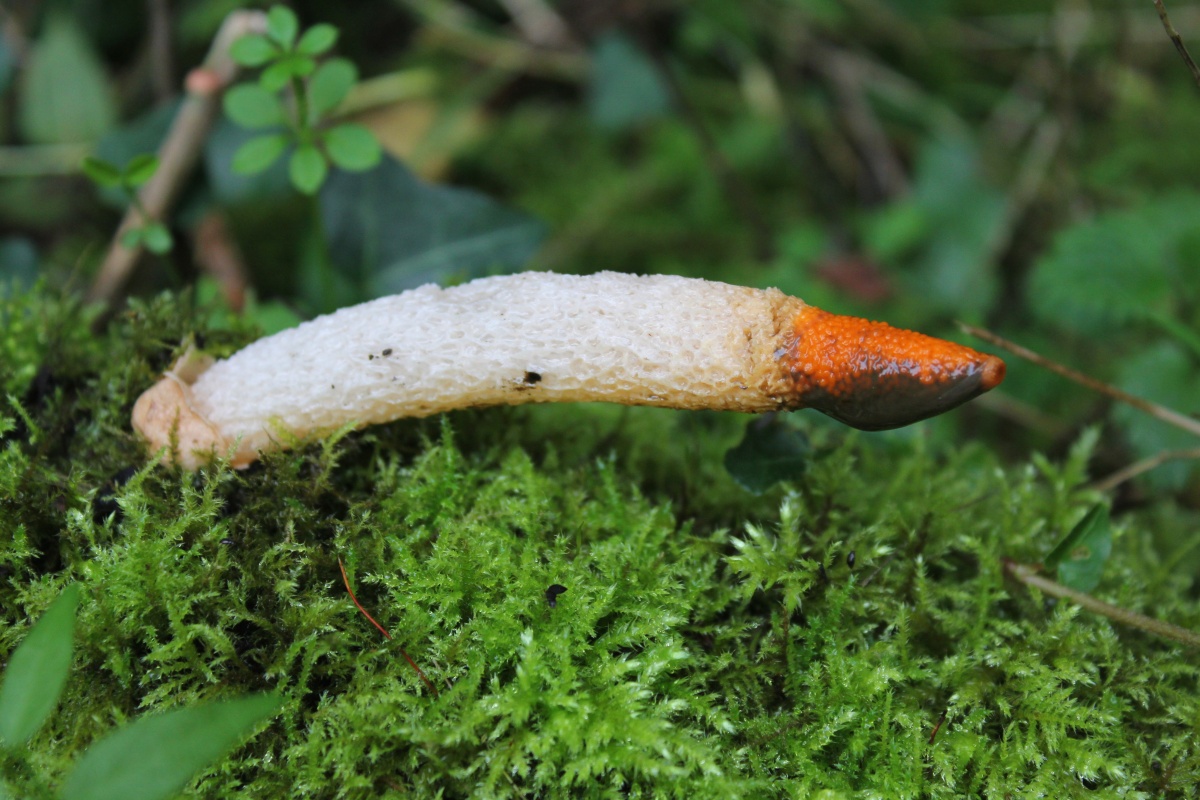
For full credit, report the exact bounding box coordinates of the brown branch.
[495,0,578,51]
[1003,559,1200,648]
[86,10,268,309]
[958,323,1200,439]
[1088,447,1200,493]
[1153,0,1200,90]
[147,0,175,101]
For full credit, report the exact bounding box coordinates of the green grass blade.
[0,584,80,747]
[59,694,281,800]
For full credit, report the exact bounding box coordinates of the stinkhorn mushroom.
[132,271,1005,469]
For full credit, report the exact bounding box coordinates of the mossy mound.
[2,286,1198,798]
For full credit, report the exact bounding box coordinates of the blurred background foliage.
[1,0,1199,502]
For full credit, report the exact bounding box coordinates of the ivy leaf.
[58,694,281,800]
[588,31,672,131]
[266,5,299,49]
[232,133,289,175]
[289,144,328,194]
[296,24,339,56]
[0,585,80,746]
[123,154,159,188]
[1044,506,1112,592]
[323,124,381,171]
[320,155,546,295]
[19,16,116,143]
[308,58,357,117]
[229,34,277,67]
[723,416,811,494]
[140,222,173,255]
[81,156,123,188]
[223,84,286,129]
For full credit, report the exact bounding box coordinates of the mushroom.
[132,271,1005,469]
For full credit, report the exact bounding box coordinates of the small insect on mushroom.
[132,271,1005,469]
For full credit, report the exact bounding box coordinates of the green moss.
[1,285,1198,798]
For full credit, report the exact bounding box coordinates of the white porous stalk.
[135,272,804,468]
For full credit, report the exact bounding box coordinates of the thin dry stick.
[495,0,577,50]
[1003,559,1200,648]
[1088,447,1200,493]
[338,559,439,696]
[1153,0,1200,90]
[959,323,1200,440]
[86,10,267,308]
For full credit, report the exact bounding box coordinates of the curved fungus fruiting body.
[132,271,1005,469]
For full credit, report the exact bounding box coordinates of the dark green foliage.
[2,286,1198,798]
[722,415,810,494]
[318,157,546,297]
[1044,506,1112,593]
[225,5,381,195]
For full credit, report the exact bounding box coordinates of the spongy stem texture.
[189,272,802,459]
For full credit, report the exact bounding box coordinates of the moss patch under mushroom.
[2,284,1199,798]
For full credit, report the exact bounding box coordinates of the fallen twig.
[1003,559,1200,648]
[959,323,1200,440]
[1088,447,1200,493]
[86,10,268,309]
[1153,0,1200,90]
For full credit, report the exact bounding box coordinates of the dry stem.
[86,10,267,309]
[1153,0,1200,90]
[1004,559,1200,648]
[959,323,1200,440]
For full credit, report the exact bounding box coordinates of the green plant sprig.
[225,5,382,195]
[80,155,173,254]
[0,585,280,800]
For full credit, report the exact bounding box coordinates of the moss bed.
[2,286,1198,798]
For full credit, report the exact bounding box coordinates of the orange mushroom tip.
[784,306,1005,430]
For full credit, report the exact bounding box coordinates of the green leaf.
[204,120,293,202]
[308,58,357,117]
[296,24,339,56]
[232,134,289,175]
[1045,506,1112,593]
[289,145,328,194]
[223,84,286,129]
[1114,342,1200,489]
[81,156,123,188]
[723,416,811,494]
[122,154,159,188]
[0,237,38,299]
[120,228,144,249]
[260,54,315,92]
[266,6,299,48]
[229,34,277,67]
[323,124,381,171]
[0,584,80,746]
[319,156,546,295]
[588,31,672,131]
[59,694,280,800]
[92,103,177,207]
[141,222,174,255]
[1028,192,1200,335]
[18,16,116,143]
